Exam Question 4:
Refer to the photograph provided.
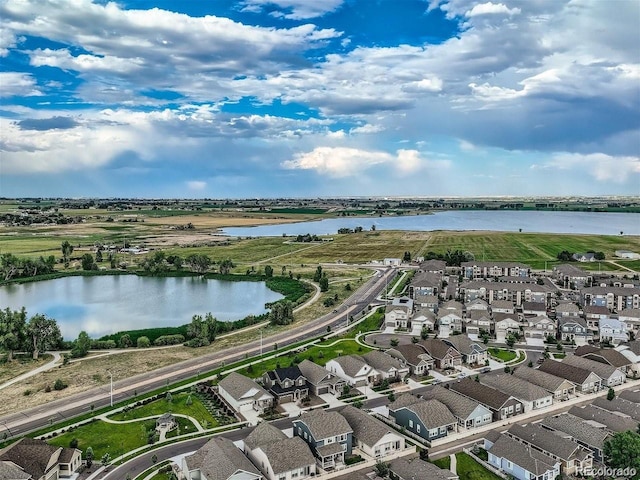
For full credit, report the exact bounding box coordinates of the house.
[573,252,596,262]
[522,301,546,316]
[480,374,553,412]
[615,341,640,377]
[538,359,603,393]
[599,318,628,344]
[436,310,463,338]
[493,313,520,343]
[513,366,576,400]
[569,404,638,433]
[384,258,401,266]
[385,344,435,376]
[421,386,493,429]
[581,286,640,311]
[384,297,413,329]
[620,388,640,403]
[618,308,640,334]
[410,307,436,331]
[555,302,581,317]
[506,423,593,475]
[593,396,640,421]
[441,335,488,366]
[182,437,262,480]
[615,250,640,260]
[340,405,405,458]
[243,422,316,480]
[325,355,379,387]
[461,261,530,279]
[558,317,592,345]
[297,359,346,396]
[522,315,555,345]
[361,350,409,381]
[490,300,516,314]
[413,295,439,311]
[293,409,353,470]
[562,355,626,387]
[485,433,561,480]
[388,395,457,443]
[262,366,309,403]
[541,413,611,462]
[418,259,447,274]
[410,272,442,297]
[449,377,523,421]
[419,339,462,370]
[0,438,82,480]
[218,372,274,413]
[582,346,635,377]
[464,310,492,340]
[466,298,489,312]
[553,264,593,289]
[391,457,459,480]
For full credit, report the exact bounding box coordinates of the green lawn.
[454,452,503,480]
[48,419,156,459]
[433,456,451,469]
[489,348,517,362]
[166,417,198,438]
[109,392,217,427]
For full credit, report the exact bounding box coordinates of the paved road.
[0,267,396,440]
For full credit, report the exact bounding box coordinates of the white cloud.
[186,180,207,191]
[465,2,521,17]
[350,124,385,134]
[241,0,344,19]
[547,153,640,183]
[0,72,42,97]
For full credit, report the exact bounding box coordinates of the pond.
[221,210,640,237]
[0,275,284,340]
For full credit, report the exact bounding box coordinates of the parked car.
[480,367,491,373]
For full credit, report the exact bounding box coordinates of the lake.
[0,275,284,340]
[222,210,640,237]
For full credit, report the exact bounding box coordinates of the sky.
[0,0,639,198]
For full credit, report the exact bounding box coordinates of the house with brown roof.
[218,372,274,413]
[361,350,409,381]
[384,297,413,329]
[297,359,346,396]
[480,374,553,412]
[486,433,561,480]
[538,359,603,393]
[449,378,523,421]
[583,305,610,332]
[385,344,435,376]
[421,386,493,429]
[614,341,640,376]
[562,355,626,387]
[391,457,459,480]
[441,335,488,366]
[182,437,263,480]
[340,405,405,458]
[513,366,576,400]
[418,339,462,370]
[541,413,611,462]
[0,438,81,480]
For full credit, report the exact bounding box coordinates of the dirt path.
[0,352,62,391]
[255,242,326,264]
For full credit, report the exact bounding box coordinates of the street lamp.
[108,372,113,407]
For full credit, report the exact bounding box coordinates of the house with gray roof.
[421,386,493,429]
[391,457,458,480]
[480,374,553,412]
[442,335,488,366]
[485,433,561,480]
[522,301,546,316]
[555,302,581,317]
[506,423,593,475]
[218,372,274,413]
[0,438,81,480]
[0,461,32,480]
[182,436,262,480]
[325,355,379,387]
[493,313,520,343]
[541,413,611,462]
[619,308,640,334]
[593,396,640,421]
[562,354,626,387]
[559,317,592,345]
[584,346,634,377]
[410,306,437,330]
[410,271,442,297]
[385,344,435,376]
[553,264,592,290]
[262,366,309,404]
[490,300,516,314]
[538,359,603,393]
[340,405,405,458]
[620,388,640,403]
[293,409,353,470]
[600,317,629,344]
[418,259,447,274]
[522,315,556,345]
[419,338,462,370]
[513,366,576,400]
[449,377,523,421]
[569,404,638,433]
[384,297,413,329]
[362,350,409,381]
[581,285,640,312]
[388,395,457,443]
[297,359,346,396]
[464,310,493,340]
[243,423,316,480]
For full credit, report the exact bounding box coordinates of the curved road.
[0,267,396,440]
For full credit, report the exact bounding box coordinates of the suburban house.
[437,310,463,338]
[418,259,447,274]
[419,339,462,370]
[391,457,458,480]
[410,307,436,331]
[182,437,263,480]
[618,308,640,333]
[562,355,626,387]
[480,374,553,412]
[361,350,409,381]
[385,344,435,376]
[538,360,603,393]
[592,397,640,422]
[293,410,353,470]
[522,301,546,316]
[573,252,596,262]
[485,432,561,480]
[0,438,82,480]
[325,355,379,387]
[581,286,640,311]
[553,264,592,289]
[388,394,457,443]
[620,388,640,403]
[243,422,316,480]
[541,413,611,462]
[493,313,521,343]
[340,405,405,458]
[441,335,488,366]
[513,366,576,400]
[410,272,442,297]
[466,298,489,312]
[464,310,492,340]
[614,341,640,376]
[559,317,592,345]
[522,315,556,345]
[262,366,309,404]
[449,378,523,421]
[555,302,581,318]
[505,423,593,475]
[384,297,413,329]
[421,386,493,429]
[490,300,516,315]
[218,372,274,413]
[569,405,638,433]
[599,318,628,344]
[461,261,530,279]
[583,305,610,331]
[297,359,346,396]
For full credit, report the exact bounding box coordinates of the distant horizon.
[1,0,638,197]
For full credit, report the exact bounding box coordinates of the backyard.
[434,452,503,480]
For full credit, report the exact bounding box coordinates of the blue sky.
[0,0,638,198]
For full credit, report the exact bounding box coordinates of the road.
[0,267,397,440]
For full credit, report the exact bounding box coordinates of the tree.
[219,259,235,275]
[101,453,111,469]
[594,251,605,260]
[411,336,419,344]
[264,265,273,277]
[151,454,158,465]
[85,447,94,468]
[374,460,390,478]
[344,283,352,291]
[185,254,212,274]
[313,265,323,282]
[607,387,616,401]
[403,251,411,262]
[71,330,92,358]
[95,249,103,263]
[81,253,97,270]
[603,431,640,472]
[390,338,399,347]
[119,333,132,348]
[319,275,329,292]
[165,392,173,403]
[420,326,429,340]
[0,307,27,361]
[61,241,74,266]
[506,334,516,349]
[27,314,61,359]
[137,336,150,348]
[269,301,294,326]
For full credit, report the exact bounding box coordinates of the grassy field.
[0,354,52,385]
[488,348,517,362]
[108,391,216,426]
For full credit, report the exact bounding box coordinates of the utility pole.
[260,329,263,356]
[109,372,113,407]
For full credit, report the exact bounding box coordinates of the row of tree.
[0,253,56,281]
[0,307,62,360]
[424,249,474,266]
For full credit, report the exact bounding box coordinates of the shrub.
[54,379,68,390]
[137,336,151,348]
